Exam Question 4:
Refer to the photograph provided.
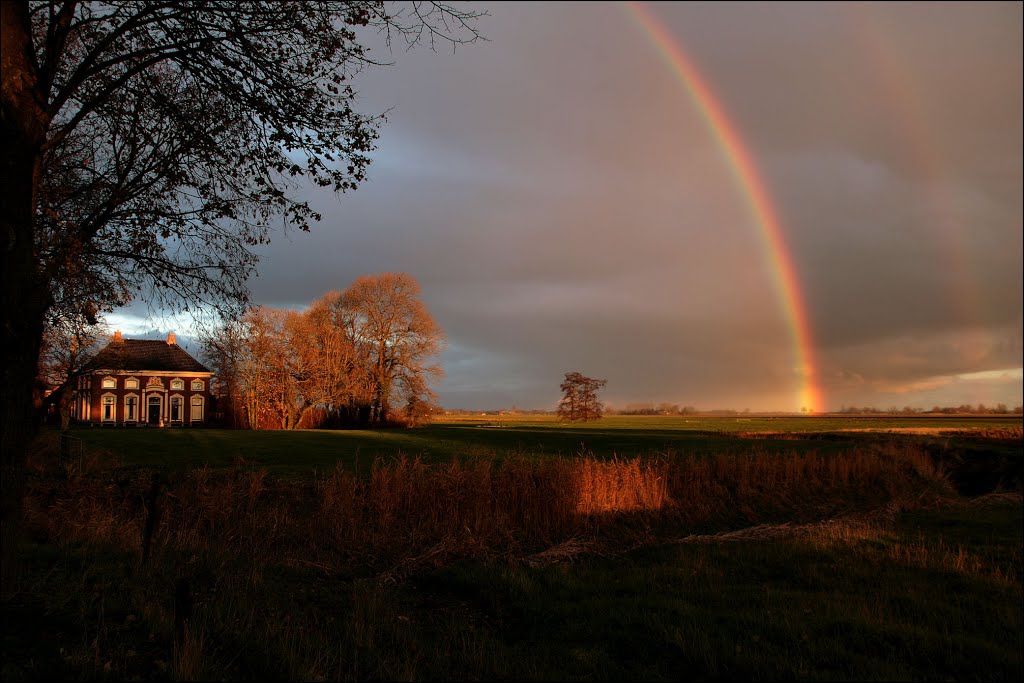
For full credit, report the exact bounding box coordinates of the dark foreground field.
[3,417,1021,681]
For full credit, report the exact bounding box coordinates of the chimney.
[167,332,177,346]
[113,330,123,343]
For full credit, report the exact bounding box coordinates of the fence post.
[141,472,163,564]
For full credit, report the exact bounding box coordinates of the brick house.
[74,331,214,427]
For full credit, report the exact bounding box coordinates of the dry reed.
[24,443,952,575]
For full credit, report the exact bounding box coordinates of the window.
[102,394,116,421]
[125,395,138,422]
[170,396,183,422]
[101,377,116,389]
[125,378,139,389]
[170,379,184,390]
[190,395,204,422]
[191,379,204,391]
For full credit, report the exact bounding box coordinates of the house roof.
[86,338,212,374]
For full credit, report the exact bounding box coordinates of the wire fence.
[59,432,85,469]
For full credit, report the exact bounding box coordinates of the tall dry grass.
[23,443,951,576]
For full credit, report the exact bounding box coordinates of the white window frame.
[125,377,139,390]
[101,376,117,389]
[101,393,117,422]
[170,394,184,423]
[170,378,185,390]
[124,393,139,422]
[190,395,204,423]
[191,379,204,391]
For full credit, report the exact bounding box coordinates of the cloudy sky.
[115,1,1022,412]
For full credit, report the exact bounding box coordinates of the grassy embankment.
[3,417,1021,680]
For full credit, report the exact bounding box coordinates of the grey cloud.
[228,1,1022,411]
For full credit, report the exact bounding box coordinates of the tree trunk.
[0,130,48,599]
[59,388,74,431]
[2,1,50,597]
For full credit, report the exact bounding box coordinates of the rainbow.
[846,5,982,338]
[623,1,824,413]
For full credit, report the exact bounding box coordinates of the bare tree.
[1,1,482,593]
[36,314,108,429]
[557,372,607,422]
[201,318,247,428]
[238,307,289,430]
[341,273,444,425]
[202,274,443,429]
[202,308,288,430]
[289,291,372,427]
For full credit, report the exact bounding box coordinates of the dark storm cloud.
[219,1,1023,410]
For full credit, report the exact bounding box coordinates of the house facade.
[74,331,214,427]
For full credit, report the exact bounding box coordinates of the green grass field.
[64,414,1023,475]
[6,415,1021,681]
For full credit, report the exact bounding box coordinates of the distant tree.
[201,318,248,429]
[342,273,444,425]
[286,292,370,427]
[235,307,289,430]
[201,273,443,429]
[557,372,607,422]
[402,392,441,427]
[621,402,654,415]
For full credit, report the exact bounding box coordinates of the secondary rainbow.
[624,1,824,413]
[846,5,982,340]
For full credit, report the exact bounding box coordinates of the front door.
[148,397,161,425]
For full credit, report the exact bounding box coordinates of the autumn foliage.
[202,273,444,429]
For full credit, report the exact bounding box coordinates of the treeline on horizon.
[439,403,1024,417]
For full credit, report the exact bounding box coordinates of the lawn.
[64,414,1022,475]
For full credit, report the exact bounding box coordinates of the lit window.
[125,395,138,421]
[102,395,116,421]
[190,395,204,422]
[102,377,116,389]
[191,380,204,391]
[171,379,184,390]
[171,396,183,422]
[125,378,139,389]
